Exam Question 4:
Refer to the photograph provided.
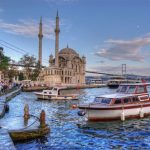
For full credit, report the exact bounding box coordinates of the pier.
[22,83,107,92]
[0,88,50,149]
[0,88,21,118]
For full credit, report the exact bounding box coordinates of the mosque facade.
[38,12,86,85]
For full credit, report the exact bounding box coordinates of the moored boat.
[34,87,78,100]
[107,76,141,88]
[78,83,150,121]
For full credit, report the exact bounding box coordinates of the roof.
[59,47,78,56]
[120,83,150,86]
[97,93,135,99]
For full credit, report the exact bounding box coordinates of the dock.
[22,84,107,92]
[0,88,21,118]
[0,128,16,150]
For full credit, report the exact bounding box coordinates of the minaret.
[55,11,60,67]
[38,17,43,66]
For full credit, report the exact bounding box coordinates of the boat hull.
[107,84,119,89]
[79,104,150,121]
[36,94,78,100]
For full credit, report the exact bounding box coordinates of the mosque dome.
[59,45,79,56]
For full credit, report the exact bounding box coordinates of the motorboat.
[78,83,150,121]
[34,87,78,100]
[107,76,141,88]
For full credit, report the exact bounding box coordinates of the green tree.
[19,54,39,80]
[18,72,24,81]
[31,61,41,81]
[0,48,10,71]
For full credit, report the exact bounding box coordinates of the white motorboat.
[107,76,141,88]
[78,83,150,121]
[34,87,78,100]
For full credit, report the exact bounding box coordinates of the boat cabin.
[94,83,150,106]
[42,87,62,95]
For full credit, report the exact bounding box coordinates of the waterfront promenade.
[0,129,16,150]
[0,87,50,150]
[22,83,107,92]
[0,88,21,150]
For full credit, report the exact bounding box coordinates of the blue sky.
[0,0,150,75]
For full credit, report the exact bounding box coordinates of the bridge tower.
[38,17,43,66]
[122,64,126,75]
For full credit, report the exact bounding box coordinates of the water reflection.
[1,87,150,149]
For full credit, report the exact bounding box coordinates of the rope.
[8,115,40,131]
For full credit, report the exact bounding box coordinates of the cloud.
[95,36,150,62]
[89,65,150,76]
[0,19,56,39]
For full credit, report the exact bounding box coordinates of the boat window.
[127,86,136,94]
[53,88,57,91]
[116,86,122,92]
[44,92,47,94]
[94,97,111,104]
[94,97,102,103]
[120,86,128,93]
[123,98,130,103]
[132,97,139,102]
[136,86,145,93]
[101,99,111,104]
[114,99,122,104]
[139,95,149,101]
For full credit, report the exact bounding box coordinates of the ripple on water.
[1,88,150,150]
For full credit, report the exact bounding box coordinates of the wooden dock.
[0,129,16,150]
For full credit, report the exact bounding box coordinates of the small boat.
[34,87,78,100]
[78,83,150,121]
[107,76,141,88]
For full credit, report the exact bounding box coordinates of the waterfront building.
[38,12,86,85]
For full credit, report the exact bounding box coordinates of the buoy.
[71,104,78,109]
[121,110,125,121]
[139,108,144,118]
[5,104,9,112]
[78,110,86,116]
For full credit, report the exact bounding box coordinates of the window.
[139,95,149,101]
[101,99,111,104]
[127,86,136,94]
[132,97,139,102]
[120,86,128,93]
[123,98,131,103]
[136,86,145,93]
[114,99,122,104]
[94,97,111,104]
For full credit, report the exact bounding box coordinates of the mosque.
[38,12,86,85]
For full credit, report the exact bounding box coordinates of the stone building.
[38,12,86,85]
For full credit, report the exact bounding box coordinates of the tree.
[0,48,10,71]
[18,72,24,81]
[31,61,41,81]
[19,54,39,80]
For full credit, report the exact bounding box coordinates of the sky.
[0,0,150,76]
